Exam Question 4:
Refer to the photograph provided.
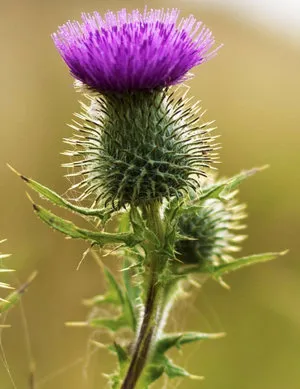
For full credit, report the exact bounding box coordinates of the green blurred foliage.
[0,0,299,388]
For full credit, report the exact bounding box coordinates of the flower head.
[52,8,219,93]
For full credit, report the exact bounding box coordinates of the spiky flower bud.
[64,90,218,208]
[176,188,247,268]
[52,8,219,94]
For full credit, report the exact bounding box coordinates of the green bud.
[176,188,247,267]
[64,89,218,209]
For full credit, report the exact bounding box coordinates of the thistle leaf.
[30,200,142,247]
[198,165,269,203]
[156,331,225,354]
[110,342,129,367]
[219,165,269,199]
[213,250,288,278]
[8,164,112,222]
[144,356,197,385]
[85,266,138,331]
[164,358,193,379]
[142,330,223,386]
[89,316,128,332]
[85,267,125,306]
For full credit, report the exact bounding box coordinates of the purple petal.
[52,8,221,93]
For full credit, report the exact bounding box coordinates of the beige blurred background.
[0,0,299,388]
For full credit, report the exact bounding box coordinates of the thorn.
[76,246,91,271]
[189,279,201,289]
[26,193,39,212]
[17,271,38,294]
[6,163,20,176]
[209,332,227,339]
[65,321,88,327]
[26,271,38,285]
[102,244,124,257]
[217,277,231,290]
[7,163,30,182]
[0,284,14,290]
[280,249,289,256]
[0,254,11,259]
[0,269,15,273]
[257,164,270,172]
[0,297,10,302]
[25,192,34,204]
[90,340,107,349]
[190,374,205,381]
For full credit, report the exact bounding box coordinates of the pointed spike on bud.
[217,278,231,289]
[190,375,205,381]
[0,254,12,260]
[65,321,88,327]
[0,269,15,273]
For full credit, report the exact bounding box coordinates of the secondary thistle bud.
[64,90,218,208]
[176,188,247,267]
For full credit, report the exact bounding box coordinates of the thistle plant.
[12,7,285,389]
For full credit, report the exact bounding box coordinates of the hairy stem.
[120,202,165,389]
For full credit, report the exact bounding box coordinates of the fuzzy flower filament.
[52,8,220,93]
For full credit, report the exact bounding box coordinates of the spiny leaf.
[30,200,142,247]
[198,165,269,203]
[8,164,112,222]
[143,331,223,386]
[85,267,125,306]
[85,266,137,331]
[164,358,197,379]
[122,261,139,331]
[219,165,269,199]
[110,342,129,367]
[0,271,37,314]
[144,355,203,386]
[213,250,287,278]
[89,316,128,332]
[156,331,225,354]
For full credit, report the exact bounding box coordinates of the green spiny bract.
[64,88,218,209]
[176,183,247,268]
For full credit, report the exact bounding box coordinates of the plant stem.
[120,202,165,389]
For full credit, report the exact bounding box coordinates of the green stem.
[120,202,165,389]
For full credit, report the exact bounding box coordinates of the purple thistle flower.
[52,8,220,93]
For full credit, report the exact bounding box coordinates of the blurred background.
[0,0,299,388]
